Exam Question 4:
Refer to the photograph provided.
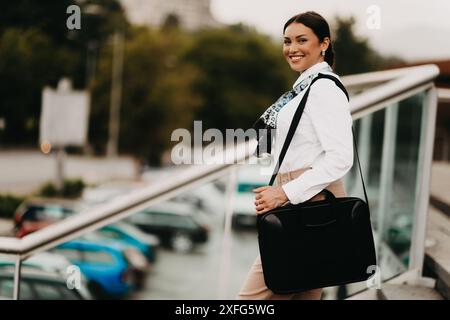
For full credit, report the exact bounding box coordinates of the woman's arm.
[281,78,354,204]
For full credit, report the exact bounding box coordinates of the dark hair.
[283,11,335,68]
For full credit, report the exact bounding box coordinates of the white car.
[82,181,148,206]
[22,252,73,276]
[0,252,93,299]
[232,164,271,228]
[171,182,226,216]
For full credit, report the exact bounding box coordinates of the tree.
[89,24,296,165]
[332,16,404,75]
[184,25,295,132]
[0,28,78,145]
[0,0,74,44]
[90,26,202,165]
[162,13,181,31]
[0,0,128,147]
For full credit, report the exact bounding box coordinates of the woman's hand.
[253,186,289,215]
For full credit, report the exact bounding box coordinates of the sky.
[210,0,450,62]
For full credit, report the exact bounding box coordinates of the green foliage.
[0,0,128,146]
[0,4,404,166]
[184,25,294,131]
[39,182,58,198]
[332,16,404,75]
[0,0,75,44]
[162,13,181,31]
[0,195,25,219]
[0,28,78,145]
[38,179,86,198]
[88,24,295,164]
[91,26,203,164]
[0,0,128,50]
[62,179,86,198]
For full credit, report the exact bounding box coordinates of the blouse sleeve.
[281,78,354,204]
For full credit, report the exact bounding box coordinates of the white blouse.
[274,61,354,204]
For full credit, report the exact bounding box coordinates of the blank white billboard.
[40,79,90,147]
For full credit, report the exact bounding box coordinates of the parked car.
[82,181,149,206]
[0,252,73,277]
[126,201,210,252]
[0,266,92,300]
[80,232,151,290]
[232,165,268,228]
[13,198,87,238]
[50,239,135,299]
[171,182,225,216]
[96,222,160,263]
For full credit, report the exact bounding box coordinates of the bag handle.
[268,73,369,206]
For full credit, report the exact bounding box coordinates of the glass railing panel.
[341,91,428,298]
[383,92,426,268]
[116,174,235,299]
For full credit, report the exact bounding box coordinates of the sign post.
[40,78,90,193]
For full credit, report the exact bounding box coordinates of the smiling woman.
[240,11,354,300]
[282,12,333,73]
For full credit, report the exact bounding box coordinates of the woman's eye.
[283,40,291,44]
[299,39,307,43]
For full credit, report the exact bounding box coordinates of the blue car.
[97,222,160,263]
[81,225,156,290]
[52,239,134,299]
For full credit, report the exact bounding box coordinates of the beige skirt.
[236,167,346,300]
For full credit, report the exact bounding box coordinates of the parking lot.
[0,166,345,300]
[130,213,259,300]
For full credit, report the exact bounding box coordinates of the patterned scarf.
[253,66,332,156]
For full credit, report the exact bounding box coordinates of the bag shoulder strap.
[269,73,369,206]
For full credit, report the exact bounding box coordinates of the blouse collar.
[292,61,332,89]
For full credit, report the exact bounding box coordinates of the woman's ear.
[321,37,330,52]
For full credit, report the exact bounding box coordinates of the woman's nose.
[289,43,301,54]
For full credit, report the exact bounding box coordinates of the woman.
[237,11,354,300]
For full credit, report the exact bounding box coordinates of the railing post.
[217,166,237,299]
[13,256,22,300]
[409,86,438,274]
[377,103,398,253]
[55,147,65,193]
[351,115,372,196]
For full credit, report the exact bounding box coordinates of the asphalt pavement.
[130,212,259,300]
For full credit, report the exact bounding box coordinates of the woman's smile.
[289,54,305,63]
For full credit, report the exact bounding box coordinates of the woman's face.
[283,22,329,73]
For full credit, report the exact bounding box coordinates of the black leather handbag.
[257,73,377,294]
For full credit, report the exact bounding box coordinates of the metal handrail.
[0,142,257,257]
[348,64,439,119]
[0,64,439,256]
[0,64,440,299]
[342,64,439,90]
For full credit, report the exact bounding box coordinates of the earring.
[321,50,326,56]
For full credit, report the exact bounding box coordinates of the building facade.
[120,0,220,31]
